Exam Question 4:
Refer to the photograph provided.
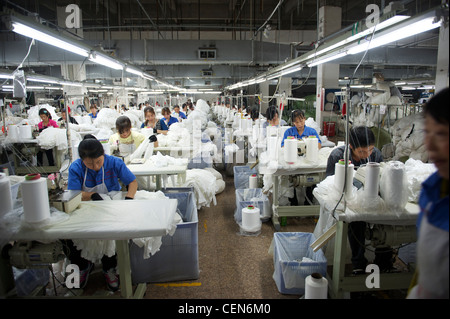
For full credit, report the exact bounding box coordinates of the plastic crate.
[234,188,271,222]
[130,189,199,283]
[233,165,258,189]
[188,152,213,169]
[13,267,49,296]
[273,232,327,295]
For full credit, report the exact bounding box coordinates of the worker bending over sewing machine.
[281,109,321,147]
[66,134,138,291]
[109,116,146,157]
[326,126,388,275]
[408,87,449,299]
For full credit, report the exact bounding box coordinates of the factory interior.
[0,0,448,305]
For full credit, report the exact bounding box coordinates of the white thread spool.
[8,124,19,140]
[305,136,319,163]
[18,125,32,139]
[380,161,407,209]
[267,136,278,161]
[334,160,354,195]
[241,205,261,232]
[249,174,258,189]
[283,136,297,164]
[305,273,328,299]
[364,162,380,198]
[0,173,13,218]
[21,174,51,224]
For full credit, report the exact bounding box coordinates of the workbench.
[127,158,188,190]
[258,149,329,231]
[312,188,419,298]
[1,199,178,299]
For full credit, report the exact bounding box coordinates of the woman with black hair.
[66,134,138,291]
[37,108,59,166]
[264,105,287,128]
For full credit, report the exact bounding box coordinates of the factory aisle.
[143,170,315,299]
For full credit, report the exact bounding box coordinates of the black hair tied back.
[78,134,104,159]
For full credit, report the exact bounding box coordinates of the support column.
[315,6,342,134]
[276,77,292,120]
[259,81,270,114]
[435,17,449,93]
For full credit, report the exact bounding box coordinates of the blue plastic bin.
[273,232,327,295]
[130,189,199,283]
[233,165,257,189]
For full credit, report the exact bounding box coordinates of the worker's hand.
[153,128,157,134]
[125,196,133,200]
[149,135,157,143]
[91,193,103,201]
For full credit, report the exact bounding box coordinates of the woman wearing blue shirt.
[66,134,137,291]
[281,109,321,147]
[159,106,179,131]
[408,87,449,299]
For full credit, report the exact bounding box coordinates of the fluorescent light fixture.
[126,67,144,77]
[280,65,303,76]
[348,16,441,55]
[26,86,45,90]
[89,53,124,70]
[0,74,13,79]
[307,51,347,67]
[61,81,82,87]
[307,15,410,60]
[11,21,89,57]
[27,77,59,84]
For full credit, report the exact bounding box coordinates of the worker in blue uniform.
[65,134,138,292]
[408,87,449,299]
[281,109,321,147]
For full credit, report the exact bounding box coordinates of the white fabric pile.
[391,113,427,162]
[93,108,120,130]
[157,122,191,147]
[27,104,59,126]
[178,168,219,209]
[35,127,69,150]
[73,190,182,261]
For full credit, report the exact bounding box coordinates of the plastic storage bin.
[13,267,49,296]
[273,232,327,295]
[130,189,199,283]
[234,188,271,222]
[323,121,336,137]
[233,165,258,189]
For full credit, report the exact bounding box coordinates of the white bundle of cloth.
[27,104,58,126]
[73,191,182,261]
[391,113,427,162]
[179,168,218,209]
[36,127,69,150]
[157,122,191,147]
[93,108,120,130]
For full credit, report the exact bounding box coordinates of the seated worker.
[182,103,189,116]
[37,108,59,166]
[325,126,386,275]
[263,105,288,128]
[172,104,186,120]
[58,107,78,128]
[159,106,179,132]
[88,105,99,119]
[66,134,138,291]
[281,109,321,148]
[140,106,159,147]
[109,116,146,157]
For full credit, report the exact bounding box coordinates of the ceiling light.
[348,16,441,55]
[307,52,347,67]
[89,53,124,70]
[126,67,144,77]
[27,76,59,84]
[11,21,89,57]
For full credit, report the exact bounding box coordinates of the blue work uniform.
[68,154,136,192]
[159,116,179,130]
[408,172,449,298]
[281,126,321,147]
